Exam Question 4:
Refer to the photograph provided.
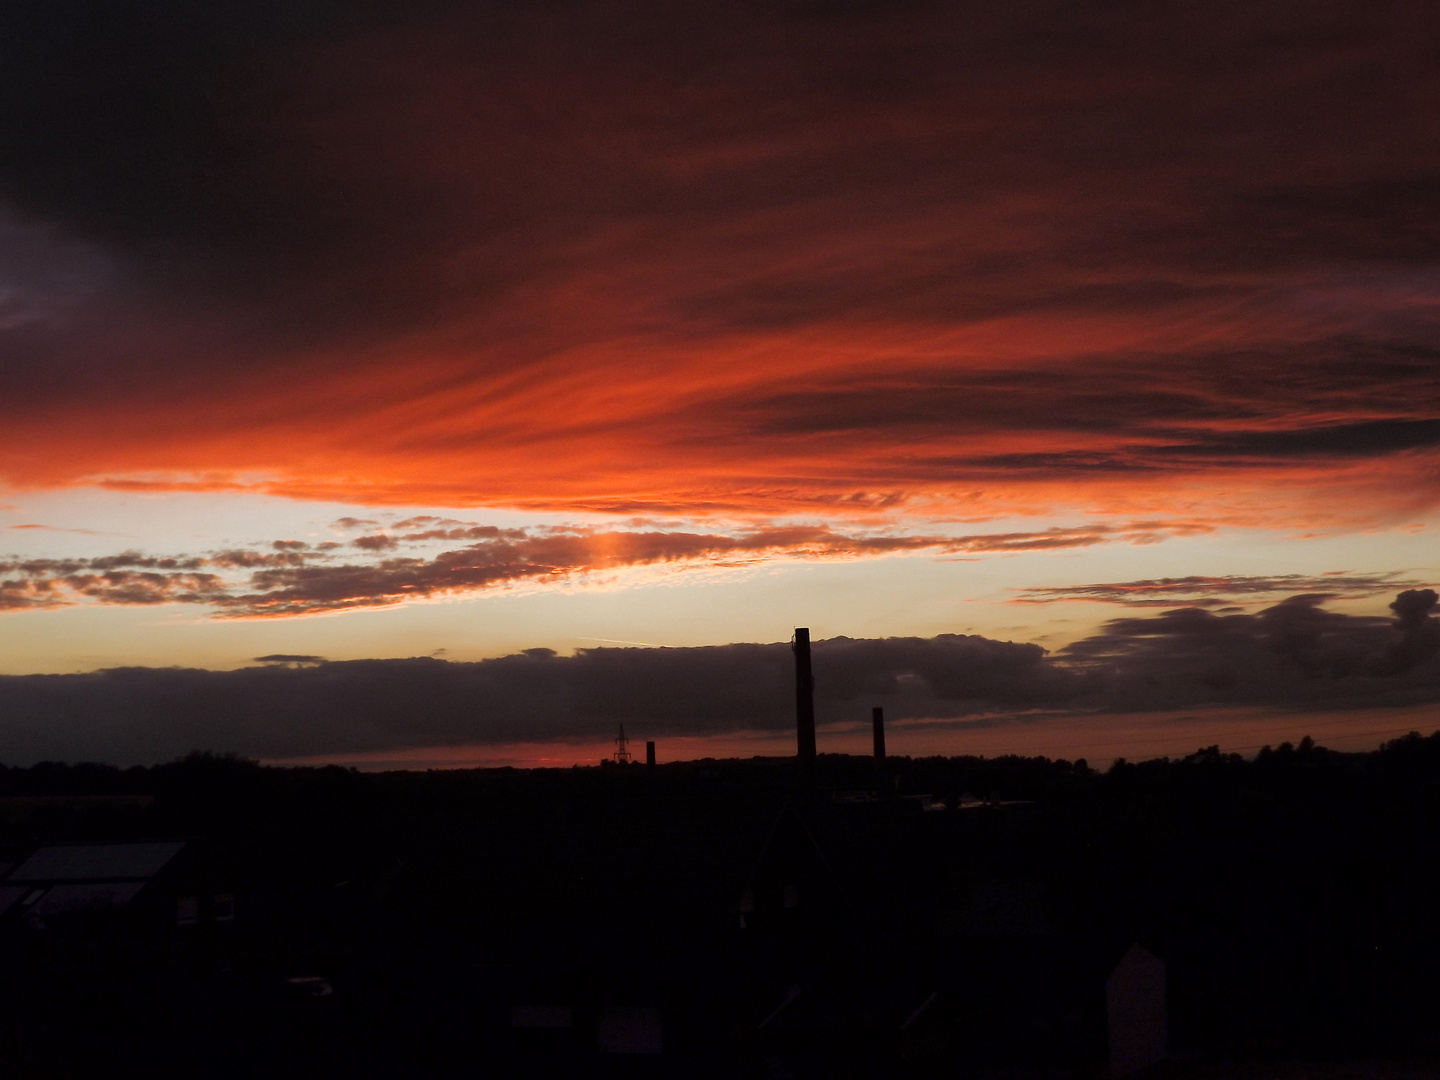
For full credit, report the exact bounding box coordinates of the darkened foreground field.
[0,732,1437,1078]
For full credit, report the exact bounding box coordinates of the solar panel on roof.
[7,842,185,883]
[31,882,144,916]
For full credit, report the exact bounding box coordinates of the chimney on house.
[872,706,886,762]
[794,628,816,791]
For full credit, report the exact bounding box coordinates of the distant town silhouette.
[0,631,1435,1076]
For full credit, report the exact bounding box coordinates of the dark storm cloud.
[0,591,1435,764]
[0,1,452,276]
[4,4,1432,254]
[1062,590,1440,710]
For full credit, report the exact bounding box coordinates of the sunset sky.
[1,0,1437,767]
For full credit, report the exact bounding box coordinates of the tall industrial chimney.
[794,628,816,790]
[646,740,656,767]
[872,706,886,761]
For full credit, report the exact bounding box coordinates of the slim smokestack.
[646,740,656,767]
[872,706,886,761]
[794,628,816,789]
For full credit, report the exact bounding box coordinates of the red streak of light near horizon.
[263,708,1440,773]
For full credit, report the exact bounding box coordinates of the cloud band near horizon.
[0,590,1434,765]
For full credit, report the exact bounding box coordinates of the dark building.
[0,839,234,930]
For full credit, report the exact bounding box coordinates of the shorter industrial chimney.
[872,706,886,762]
[645,740,656,767]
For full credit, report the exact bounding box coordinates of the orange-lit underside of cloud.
[1,2,1437,527]
[7,305,1440,527]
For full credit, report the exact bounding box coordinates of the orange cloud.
[0,2,1435,529]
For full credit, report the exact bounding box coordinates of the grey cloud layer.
[1061,590,1440,708]
[0,591,1434,765]
[1014,572,1424,608]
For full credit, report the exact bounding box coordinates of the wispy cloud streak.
[0,520,1211,616]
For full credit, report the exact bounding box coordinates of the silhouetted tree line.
[0,734,1438,1076]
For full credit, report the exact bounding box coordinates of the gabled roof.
[6,841,186,883]
[741,800,853,922]
[30,882,146,917]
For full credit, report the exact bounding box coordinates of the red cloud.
[0,2,1435,529]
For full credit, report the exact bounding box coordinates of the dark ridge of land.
[0,732,1437,1077]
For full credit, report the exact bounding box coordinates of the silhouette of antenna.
[613,722,633,765]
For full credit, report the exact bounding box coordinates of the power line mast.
[613,722,632,765]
